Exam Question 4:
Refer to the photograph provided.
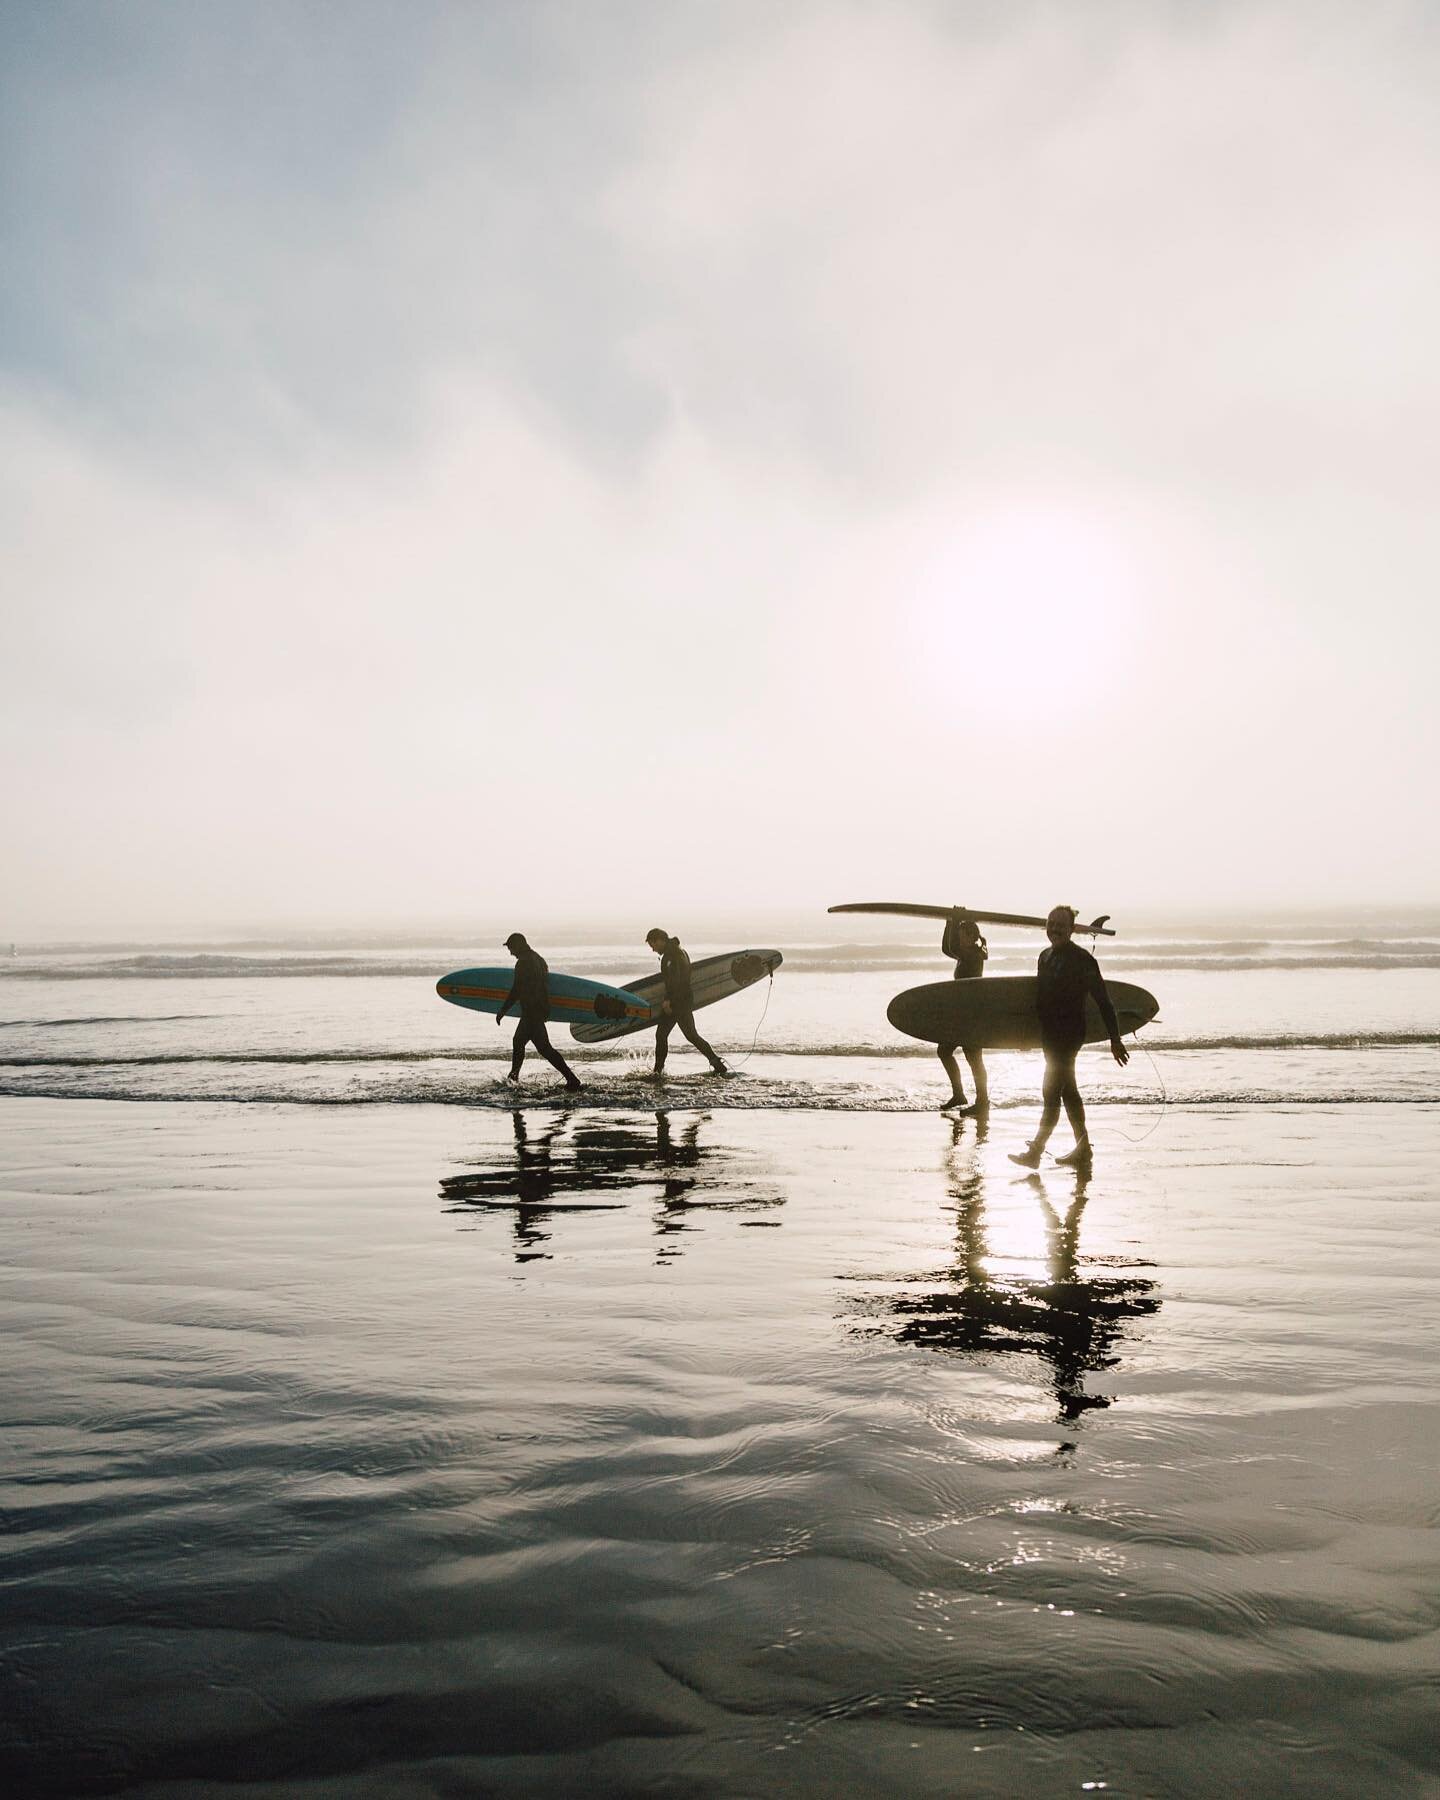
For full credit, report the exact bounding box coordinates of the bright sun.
[910,501,1144,717]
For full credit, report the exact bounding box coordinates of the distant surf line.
[2,1030,1438,1069]
[7,953,1440,980]
[0,1015,215,1029]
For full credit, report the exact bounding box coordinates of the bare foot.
[1008,1145,1044,1169]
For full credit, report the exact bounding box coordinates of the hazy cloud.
[2,0,1437,931]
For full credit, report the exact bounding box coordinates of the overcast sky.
[3,0,1437,936]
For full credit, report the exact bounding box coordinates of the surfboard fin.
[1085,915,1111,934]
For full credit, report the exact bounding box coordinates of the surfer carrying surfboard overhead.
[645,929,731,1079]
[496,934,584,1091]
[938,913,989,1114]
[1009,906,1129,1169]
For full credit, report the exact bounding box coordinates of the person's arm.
[663,948,692,1012]
[1087,957,1129,1065]
[941,912,961,961]
[496,972,518,1024]
[658,950,674,1015]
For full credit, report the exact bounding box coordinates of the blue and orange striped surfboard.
[437,968,654,1027]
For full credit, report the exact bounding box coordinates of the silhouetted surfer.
[1009,905,1128,1168]
[496,933,583,1091]
[645,929,730,1078]
[939,911,989,1113]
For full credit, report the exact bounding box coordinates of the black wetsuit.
[501,948,581,1087]
[938,917,985,1053]
[655,938,725,1074]
[947,945,986,981]
[510,949,549,1024]
[1036,940,1119,1053]
[1025,938,1120,1149]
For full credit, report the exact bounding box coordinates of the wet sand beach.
[4,1094,1438,1796]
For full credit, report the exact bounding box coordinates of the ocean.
[3,917,1438,1110]
[3,915,1438,1794]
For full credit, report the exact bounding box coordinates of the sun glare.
[911,502,1143,717]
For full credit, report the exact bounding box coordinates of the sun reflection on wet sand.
[2,1098,1437,1794]
[843,1117,1160,1429]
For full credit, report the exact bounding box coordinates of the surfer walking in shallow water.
[1010,905,1128,1169]
[939,912,989,1114]
[496,933,584,1092]
[645,929,730,1079]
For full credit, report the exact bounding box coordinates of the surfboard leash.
[1108,1036,1169,1144]
[1089,934,1169,1146]
[725,970,775,1071]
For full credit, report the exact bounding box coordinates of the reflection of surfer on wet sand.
[857,1130,1159,1426]
[440,1110,783,1257]
[440,1113,574,1257]
[1022,1164,1159,1423]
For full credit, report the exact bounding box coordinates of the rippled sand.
[3,1097,1438,1796]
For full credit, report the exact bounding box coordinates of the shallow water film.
[3,1097,1438,1796]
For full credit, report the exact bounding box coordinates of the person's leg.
[530,1021,583,1089]
[1055,1054,1090,1162]
[509,1021,530,1081]
[1034,1050,1064,1149]
[937,1043,967,1107]
[653,1015,675,1076]
[1010,1048,1062,1166]
[677,1006,728,1074]
[963,1045,989,1108]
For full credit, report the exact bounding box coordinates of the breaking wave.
[0,1014,213,1029]
[4,1030,1437,1070]
[7,942,1440,979]
[0,954,433,980]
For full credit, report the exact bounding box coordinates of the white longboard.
[571,949,782,1043]
[828,902,1114,937]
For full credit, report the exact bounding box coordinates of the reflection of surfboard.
[887,976,1157,1049]
[437,968,654,1026]
[570,949,783,1043]
[829,902,1115,936]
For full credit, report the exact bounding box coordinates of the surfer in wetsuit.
[496,933,584,1091]
[938,911,989,1113]
[645,929,730,1078]
[1009,905,1128,1169]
